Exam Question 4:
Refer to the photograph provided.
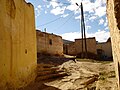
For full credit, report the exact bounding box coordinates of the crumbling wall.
[36,31,63,55]
[0,0,37,89]
[107,0,120,89]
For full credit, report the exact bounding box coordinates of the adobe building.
[96,38,112,60]
[63,37,97,57]
[0,0,37,89]
[107,0,120,89]
[75,37,97,55]
[36,30,63,55]
[63,39,74,55]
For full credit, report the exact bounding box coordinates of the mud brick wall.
[75,37,97,55]
[36,30,63,55]
[64,37,97,56]
[67,42,76,55]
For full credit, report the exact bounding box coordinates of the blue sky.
[25,0,110,42]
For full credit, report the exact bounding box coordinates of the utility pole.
[76,2,87,58]
[81,3,87,58]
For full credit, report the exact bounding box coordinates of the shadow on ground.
[21,81,61,90]
[37,53,75,66]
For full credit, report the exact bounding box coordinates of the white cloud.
[50,2,58,8]
[48,0,107,20]
[87,30,110,42]
[38,5,41,9]
[95,6,106,17]
[105,27,108,30]
[50,6,66,15]
[35,5,42,18]
[61,14,69,18]
[89,16,97,21]
[48,0,64,8]
[45,11,47,14]
[75,15,80,20]
[61,32,81,41]
[104,17,108,27]
[82,1,95,12]
[47,5,51,8]
[94,0,106,7]
[61,30,110,42]
[99,18,104,25]
[66,4,78,12]
[104,22,107,27]
[66,0,95,13]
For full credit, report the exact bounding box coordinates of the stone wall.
[107,0,120,89]
[36,30,63,55]
[0,0,37,89]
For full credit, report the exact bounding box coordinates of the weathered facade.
[63,39,73,54]
[0,0,37,89]
[36,30,63,55]
[75,37,97,55]
[107,0,120,89]
[96,38,112,60]
[66,42,76,55]
[64,37,97,56]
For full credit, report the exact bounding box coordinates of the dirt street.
[45,59,117,90]
[22,59,117,90]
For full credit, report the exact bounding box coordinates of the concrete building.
[96,38,112,60]
[107,0,120,89]
[36,30,63,55]
[0,0,37,89]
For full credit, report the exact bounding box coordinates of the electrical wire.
[36,1,80,30]
[37,17,62,27]
[36,0,80,28]
[53,7,80,31]
[53,13,75,31]
[37,10,75,27]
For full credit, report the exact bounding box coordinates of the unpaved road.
[45,59,117,90]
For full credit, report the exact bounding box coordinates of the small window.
[49,39,52,45]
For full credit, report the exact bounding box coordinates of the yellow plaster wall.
[0,0,37,89]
